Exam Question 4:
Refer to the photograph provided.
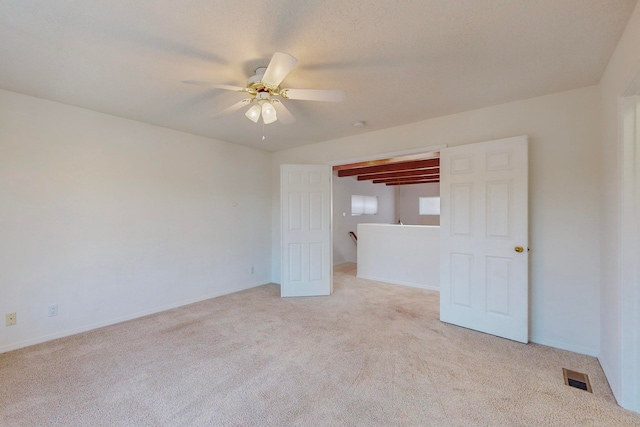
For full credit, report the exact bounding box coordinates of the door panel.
[485,256,511,315]
[451,253,473,307]
[451,183,473,236]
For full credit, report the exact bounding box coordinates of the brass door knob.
[515,246,524,253]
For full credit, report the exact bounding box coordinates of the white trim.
[0,281,267,354]
[600,353,619,400]
[617,80,640,411]
[326,144,446,166]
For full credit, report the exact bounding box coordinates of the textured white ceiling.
[0,1,636,152]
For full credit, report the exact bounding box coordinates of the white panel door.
[281,164,332,297]
[440,136,528,343]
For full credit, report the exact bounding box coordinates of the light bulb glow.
[245,104,261,123]
[262,102,277,124]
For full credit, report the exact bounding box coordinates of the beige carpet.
[1,263,639,426]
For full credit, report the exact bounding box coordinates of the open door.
[440,135,529,343]
[281,164,332,297]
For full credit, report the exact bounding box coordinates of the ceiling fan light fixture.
[262,102,277,124]
[245,104,261,123]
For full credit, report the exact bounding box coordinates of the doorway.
[280,137,529,343]
[331,149,441,269]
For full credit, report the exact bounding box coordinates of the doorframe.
[328,144,446,272]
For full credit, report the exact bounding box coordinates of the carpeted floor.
[1,263,639,426]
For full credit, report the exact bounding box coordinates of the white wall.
[0,89,272,353]
[397,183,440,226]
[271,85,602,356]
[357,224,439,290]
[599,2,640,412]
[332,176,395,265]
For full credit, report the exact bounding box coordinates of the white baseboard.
[600,352,640,413]
[333,261,356,267]
[0,281,268,354]
[529,335,598,357]
[598,353,621,401]
[357,274,440,292]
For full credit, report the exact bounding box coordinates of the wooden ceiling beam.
[357,168,440,181]
[373,176,440,184]
[337,158,440,177]
[386,179,440,186]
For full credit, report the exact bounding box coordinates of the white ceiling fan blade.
[182,81,246,92]
[272,100,296,125]
[262,52,298,88]
[212,99,252,118]
[281,88,346,102]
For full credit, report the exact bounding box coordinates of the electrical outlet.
[48,304,58,317]
[6,312,16,326]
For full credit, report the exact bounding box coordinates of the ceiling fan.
[183,52,346,125]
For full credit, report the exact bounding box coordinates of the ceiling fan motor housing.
[246,67,265,86]
[247,66,277,95]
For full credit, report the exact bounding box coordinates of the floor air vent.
[563,368,592,393]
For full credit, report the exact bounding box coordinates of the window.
[351,195,378,216]
[419,197,440,215]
